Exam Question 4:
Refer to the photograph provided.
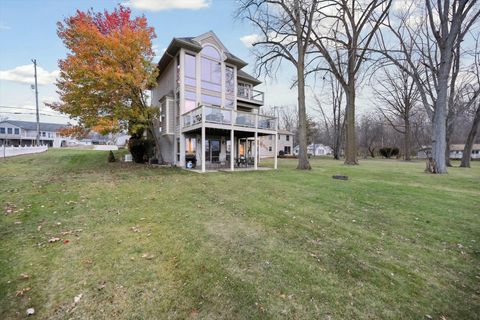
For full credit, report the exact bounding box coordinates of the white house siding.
[259,133,293,158]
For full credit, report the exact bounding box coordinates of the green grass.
[1,149,479,319]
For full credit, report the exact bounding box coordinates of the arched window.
[201,45,222,94]
[201,45,221,60]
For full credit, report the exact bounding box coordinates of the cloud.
[240,34,262,47]
[0,64,59,85]
[125,0,211,11]
[0,24,10,31]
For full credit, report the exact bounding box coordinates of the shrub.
[128,138,155,163]
[278,150,285,156]
[107,150,116,163]
[379,147,400,158]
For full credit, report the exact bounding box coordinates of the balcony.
[237,87,264,104]
[182,105,276,132]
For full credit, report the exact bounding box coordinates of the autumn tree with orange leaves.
[50,5,160,157]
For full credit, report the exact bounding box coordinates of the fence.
[0,145,48,158]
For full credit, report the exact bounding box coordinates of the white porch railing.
[182,105,276,130]
[0,145,48,158]
[237,88,264,104]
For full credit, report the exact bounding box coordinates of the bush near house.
[128,138,154,163]
[107,150,116,163]
[379,147,400,158]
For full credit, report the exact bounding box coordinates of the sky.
[0,0,305,124]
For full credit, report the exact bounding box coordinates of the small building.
[293,143,332,156]
[449,144,480,159]
[417,144,480,159]
[0,120,68,147]
[259,129,293,157]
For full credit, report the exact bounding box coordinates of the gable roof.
[450,144,480,151]
[237,69,262,86]
[157,31,248,75]
[0,120,66,132]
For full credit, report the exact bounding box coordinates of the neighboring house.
[0,120,68,147]
[293,144,333,156]
[417,144,480,159]
[449,144,480,159]
[151,31,277,172]
[259,129,293,157]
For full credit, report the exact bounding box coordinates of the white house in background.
[151,31,277,172]
[0,120,68,147]
[293,143,333,156]
[449,144,480,159]
[417,144,480,159]
[259,129,293,157]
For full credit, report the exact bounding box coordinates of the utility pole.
[32,59,40,146]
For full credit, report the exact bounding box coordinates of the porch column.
[179,133,186,167]
[273,133,278,169]
[230,129,234,171]
[254,132,258,170]
[201,106,206,173]
[201,127,206,172]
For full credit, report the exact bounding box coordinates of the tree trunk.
[429,53,451,173]
[148,121,163,163]
[344,85,357,165]
[404,117,411,160]
[445,115,455,167]
[296,57,311,170]
[460,103,480,167]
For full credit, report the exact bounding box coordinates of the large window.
[201,45,222,93]
[7,128,12,134]
[225,66,234,95]
[201,94,222,106]
[14,128,19,135]
[184,53,196,87]
[184,90,196,113]
[0,127,5,134]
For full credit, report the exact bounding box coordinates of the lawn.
[1,149,479,319]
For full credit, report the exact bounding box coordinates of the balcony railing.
[182,105,276,131]
[237,88,264,104]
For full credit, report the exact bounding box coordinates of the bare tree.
[309,0,392,165]
[375,66,419,160]
[376,0,480,173]
[237,0,320,170]
[313,74,345,159]
[461,36,480,167]
[358,112,384,158]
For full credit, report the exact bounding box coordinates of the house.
[293,143,332,156]
[259,129,293,157]
[417,144,480,159]
[151,31,277,172]
[449,144,480,159]
[0,120,68,147]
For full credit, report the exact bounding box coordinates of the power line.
[0,111,71,118]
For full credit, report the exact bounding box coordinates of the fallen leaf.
[16,287,31,297]
[142,253,155,260]
[74,293,82,304]
[48,237,61,243]
[19,273,30,280]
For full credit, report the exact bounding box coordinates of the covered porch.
[178,127,278,173]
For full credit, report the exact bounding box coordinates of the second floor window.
[201,45,221,93]
[184,53,196,87]
[225,66,234,95]
[14,128,19,135]
[286,135,290,141]
[0,127,4,134]
[7,128,12,134]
